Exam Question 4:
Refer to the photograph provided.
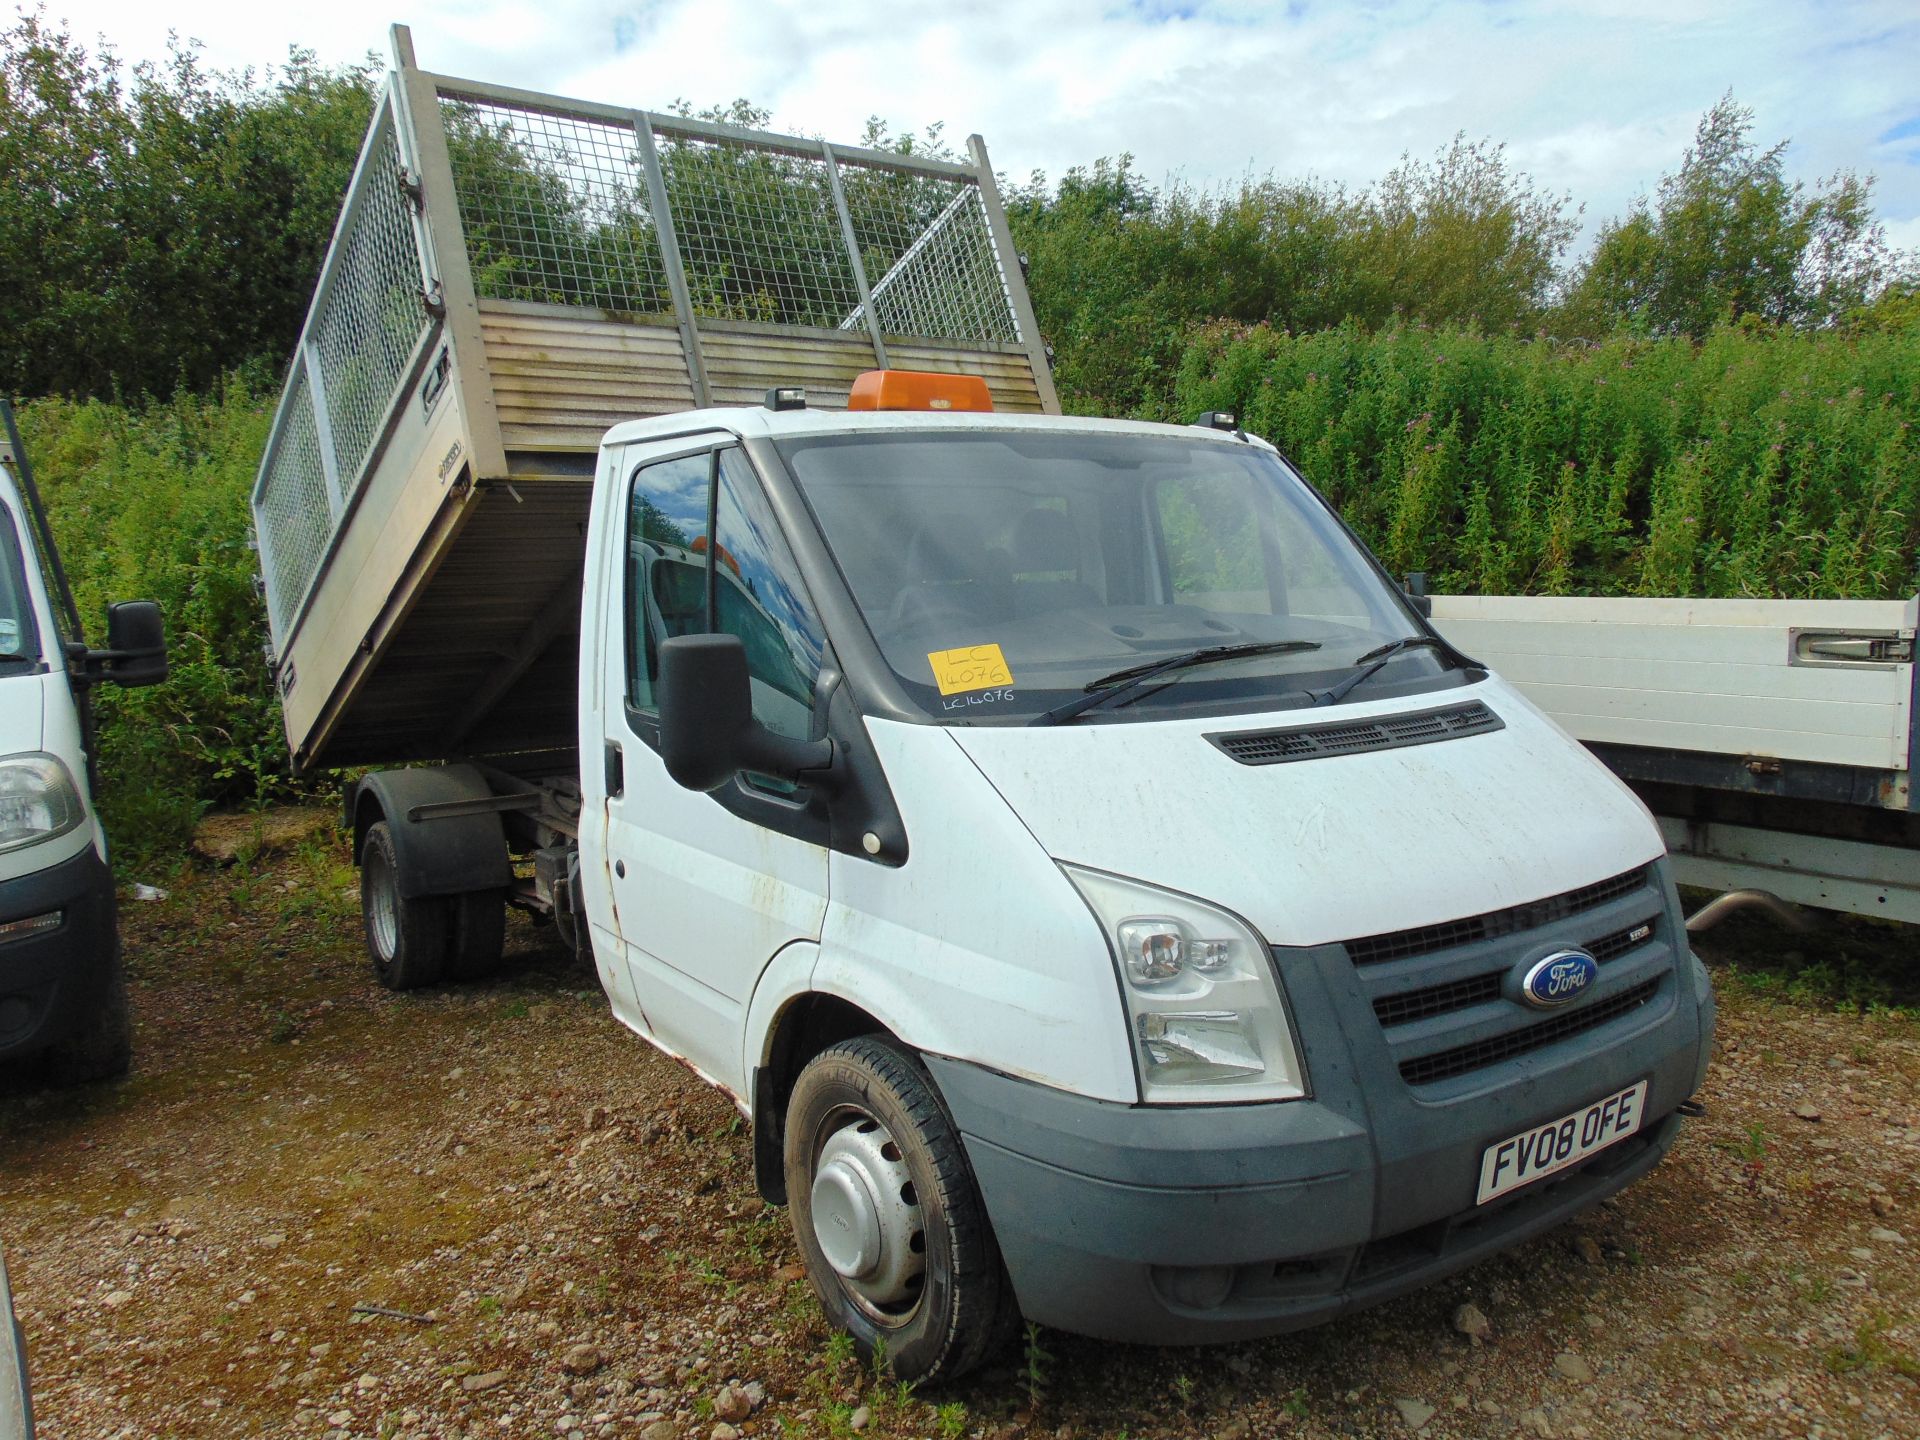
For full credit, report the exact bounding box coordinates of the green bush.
[17,380,294,867]
[1171,315,1920,600]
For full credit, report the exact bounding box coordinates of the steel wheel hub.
[365,851,398,960]
[809,1115,924,1317]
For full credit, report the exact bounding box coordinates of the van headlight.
[1063,865,1306,1103]
[0,753,85,854]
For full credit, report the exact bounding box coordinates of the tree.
[1561,95,1905,337]
[1353,135,1579,333]
[0,10,376,399]
[1006,138,1574,415]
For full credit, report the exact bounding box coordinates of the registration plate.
[1476,1080,1648,1205]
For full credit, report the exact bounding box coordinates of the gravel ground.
[1,812,1916,1440]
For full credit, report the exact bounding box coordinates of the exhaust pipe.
[1684,888,1819,936]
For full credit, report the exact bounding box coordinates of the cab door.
[599,440,831,1099]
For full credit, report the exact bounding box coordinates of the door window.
[712,451,826,744]
[624,448,825,749]
[626,452,716,713]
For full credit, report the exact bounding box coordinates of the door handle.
[605,740,624,798]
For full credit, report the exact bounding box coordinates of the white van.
[0,401,165,1085]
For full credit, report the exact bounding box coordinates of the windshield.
[0,502,41,668]
[778,428,1442,723]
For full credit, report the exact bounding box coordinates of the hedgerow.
[1171,316,1920,600]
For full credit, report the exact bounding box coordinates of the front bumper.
[928,867,1713,1346]
[0,842,117,1064]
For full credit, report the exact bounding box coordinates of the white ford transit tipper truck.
[0,400,167,1086]
[253,32,1713,1381]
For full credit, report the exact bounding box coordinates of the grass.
[1688,897,1920,1018]
[1823,1314,1920,1378]
[1021,1323,1052,1413]
[1727,1124,1769,1165]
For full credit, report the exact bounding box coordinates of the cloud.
[37,0,1920,249]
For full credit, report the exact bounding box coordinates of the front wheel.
[784,1037,1017,1383]
[39,940,133,1085]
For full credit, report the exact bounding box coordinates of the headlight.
[1064,865,1305,1103]
[0,752,85,854]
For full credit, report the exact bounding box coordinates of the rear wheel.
[360,821,447,990]
[784,1036,1016,1383]
[445,889,508,980]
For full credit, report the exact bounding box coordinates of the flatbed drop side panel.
[251,29,1057,775]
[1432,592,1920,919]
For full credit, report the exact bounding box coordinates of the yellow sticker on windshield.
[927,644,1015,696]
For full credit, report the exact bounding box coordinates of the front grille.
[1398,979,1662,1086]
[1586,918,1656,964]
[1208,700,1502,767]
[1370,918,1659,1029]
[1373,973,1502,1027]
[1346,866,1651,967]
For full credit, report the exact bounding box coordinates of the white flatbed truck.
[254,30,1712,1380]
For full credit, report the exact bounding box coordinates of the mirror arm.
[737,729,836,788]
[72,645,158,684]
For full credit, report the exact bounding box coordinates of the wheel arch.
[347,765,512,900]
[751,989,906,1205]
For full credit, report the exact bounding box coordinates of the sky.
[33,0,1920,259]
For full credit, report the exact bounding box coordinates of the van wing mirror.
[84,600,167,688]
[1401,571,1433,619]
[657,633,831,792]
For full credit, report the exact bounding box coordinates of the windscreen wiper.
[1306,634,1453,708]
[1029,640,1323,727]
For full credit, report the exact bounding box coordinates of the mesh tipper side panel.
[839,173,1019,344]
[259,372,332,638]
[440,94,669,315]
[660,134,860,327]
[311,113,433,499]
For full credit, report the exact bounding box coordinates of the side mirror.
[1401,571,1433,619]
[657,633,831,792]
[86,600,167,688]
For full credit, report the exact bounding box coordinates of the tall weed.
[1173,316,1920,600]
[17,379,294,867]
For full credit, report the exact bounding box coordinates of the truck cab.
[562,381,1715,1378]
[0,404,165,1085]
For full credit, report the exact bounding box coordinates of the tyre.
[359,821,448,990]
[784,1036,1017,1383]
[40,939,132,1086]
[445,889,508,980]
